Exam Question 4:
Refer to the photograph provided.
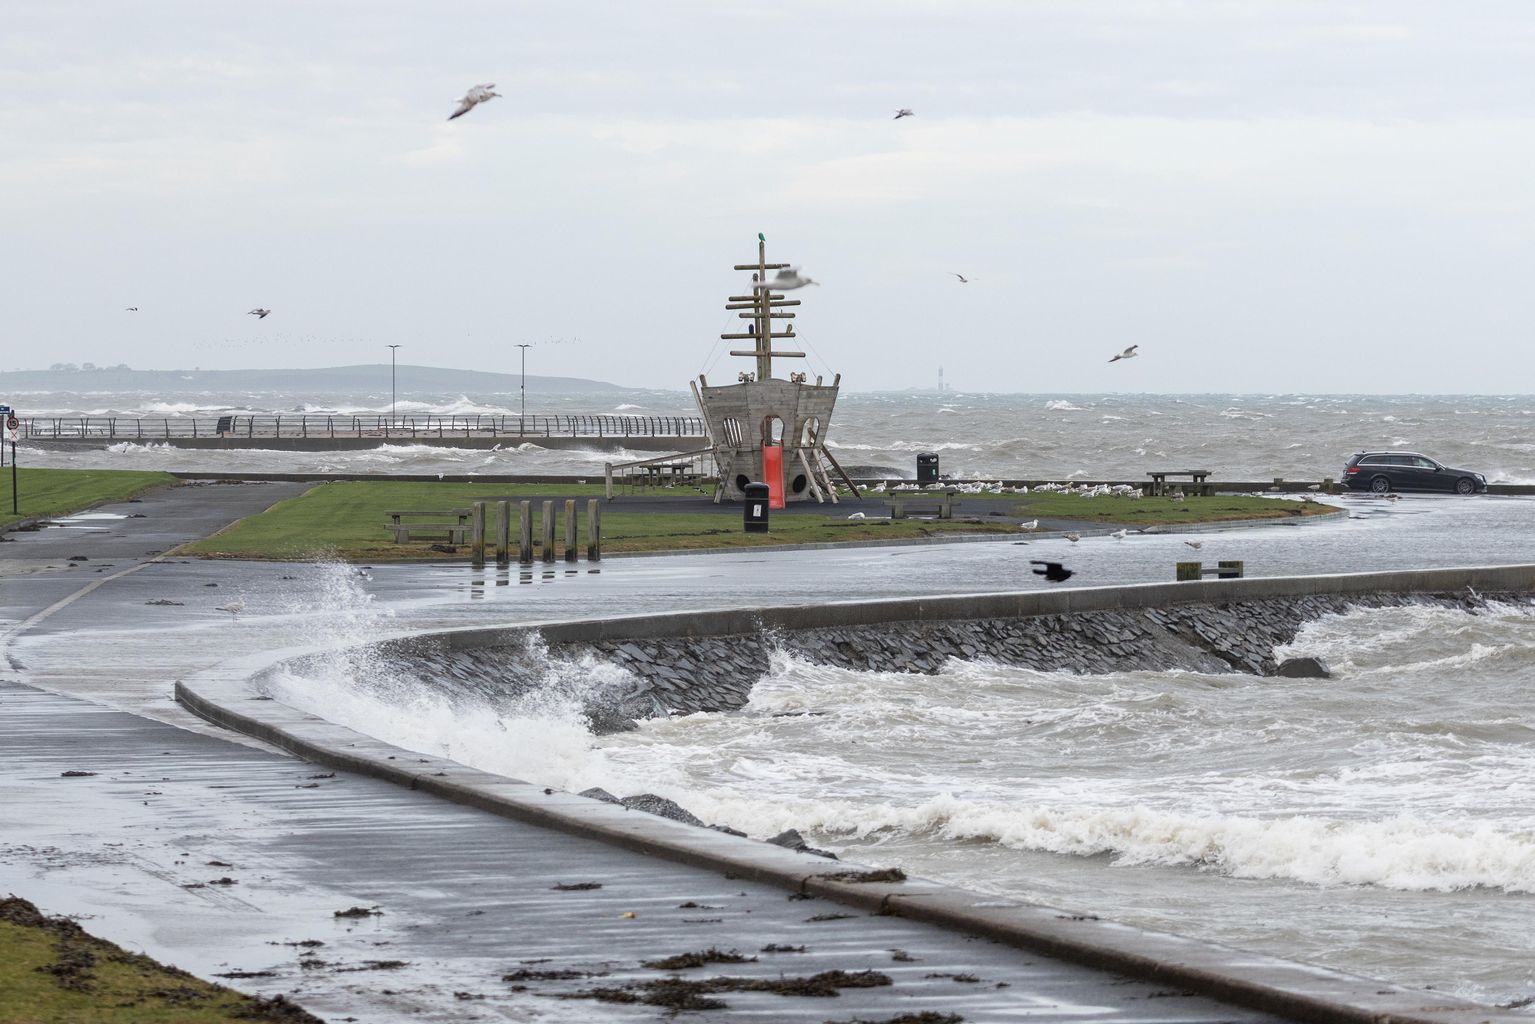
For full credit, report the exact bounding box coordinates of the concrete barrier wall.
[406,563,1535,653]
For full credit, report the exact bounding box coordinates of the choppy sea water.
[15,390,1535,483]
[268,598,1535,1009]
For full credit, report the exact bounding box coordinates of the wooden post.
[1217,560,1245,579]
[564,499,578,562]
[541,500,556,563]
[1176,561,1202,581]
[471,501,486,566]
[518,500,533,564]
[605,462,614,500]
[1323,477,1335,493]
[586,499,601,561]
[496,500,511,565]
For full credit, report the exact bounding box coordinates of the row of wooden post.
[468,499,601,566]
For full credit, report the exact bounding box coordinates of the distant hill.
[1,364,623,394]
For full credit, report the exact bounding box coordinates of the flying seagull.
[449,83,501,120]
[1108,345,1138,363]
[951,273,972,284]
[1030,560,1074,583]
[893,109,915,120]
[247,308,271,319]
[125,306,138,311]
[753,268,818,291]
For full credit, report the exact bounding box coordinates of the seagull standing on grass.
[449,83,501,120]
[1019,519,1039,531]
[893,108,915,120]
[753,268,818,291]
[1108,345,1138,363]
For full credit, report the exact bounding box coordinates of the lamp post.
[387,345,401,427]
[516,343,531,429]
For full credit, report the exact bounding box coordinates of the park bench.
[1145,469,1213,497]
[387,508,473,544]
[886,490,961,520]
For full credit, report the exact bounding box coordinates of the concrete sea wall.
[388,565,1535,726]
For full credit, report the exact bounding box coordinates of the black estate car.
[1342,452,1488,494]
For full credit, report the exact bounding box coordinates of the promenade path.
[4,485,1533,1021]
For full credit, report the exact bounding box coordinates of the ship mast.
[719,235,805,382]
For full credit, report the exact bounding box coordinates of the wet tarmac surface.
[3,484,1533,1020]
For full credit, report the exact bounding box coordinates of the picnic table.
[639,462,700,487]
[1145,470,1213,497]
[386,508,473,544]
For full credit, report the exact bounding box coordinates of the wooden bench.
[886,490,961,519]
[1146,470,1213,497]
[386,508,472,544]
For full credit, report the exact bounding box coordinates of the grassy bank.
[177,481,1331,561]
[0,468,178,530]
[0,894,320,1023]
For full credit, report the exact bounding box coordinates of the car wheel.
[1455,477,1475,495]
[1369,475,1391,493]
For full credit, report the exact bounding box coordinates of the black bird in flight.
[1030,560,1074,583]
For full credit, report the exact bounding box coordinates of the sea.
[11,387,1535,484]
[20,383,1535,1007]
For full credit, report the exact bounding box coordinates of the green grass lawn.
[178,480,1330,561]
[0,468,178,530]
[1,895,321,1023]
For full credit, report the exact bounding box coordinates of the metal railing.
[21,413,707,442]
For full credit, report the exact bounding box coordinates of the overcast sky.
[6,1,1535,393]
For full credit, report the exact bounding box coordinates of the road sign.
[5,416,17,431]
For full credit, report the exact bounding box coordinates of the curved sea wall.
[376,565,1535,728]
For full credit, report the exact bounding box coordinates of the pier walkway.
[19,412,707,452]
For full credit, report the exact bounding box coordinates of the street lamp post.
[387,345,401,427]
[516,343,531,430]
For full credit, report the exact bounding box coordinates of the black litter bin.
[743,481,770,533]
[917,453,940,484]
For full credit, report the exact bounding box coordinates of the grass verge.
[0,468,178,531]
[0,894,320,1023]
[177,481,1330,561]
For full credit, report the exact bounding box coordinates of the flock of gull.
[115,85,1146,371]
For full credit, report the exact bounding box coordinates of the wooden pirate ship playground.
[606,236,859,504]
